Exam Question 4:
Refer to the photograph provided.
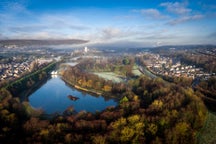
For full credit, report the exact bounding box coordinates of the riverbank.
[19,76,51,101]
[61,77,103,96]
[4,62,56,89]
[74,85,102,95]
[5,62,57,97]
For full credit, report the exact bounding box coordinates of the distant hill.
[152,44,216,51]
[0,39,88,46]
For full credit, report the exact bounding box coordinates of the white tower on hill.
[84,46,88,53]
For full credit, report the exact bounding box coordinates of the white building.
[84,46,88,53]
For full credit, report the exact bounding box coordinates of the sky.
[0,0,216,47]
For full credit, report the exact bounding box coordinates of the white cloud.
[6,2,26,12]
[101,27,121,39]
[9,31,71,40]
[8,25,49,32]
[168,14,204,25]
[159,1,205,25]
[140,9,167,19]
[40,14,90,30]
[67,26,145,47]
[208,31,216,38]
[0,33,7,39]
[89,40,150,49]
[1,12,91,39]
[160,1,191,15]
[0,0,30,16]
[133,8,167,20]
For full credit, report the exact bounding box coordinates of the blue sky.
[0,0,216,47]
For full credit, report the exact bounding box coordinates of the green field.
[197,111,216,144]
[93,72,124,83]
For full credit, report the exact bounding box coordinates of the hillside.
[0,39,88,47]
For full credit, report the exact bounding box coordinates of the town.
[1,44,215,86]
[139,52,213,80]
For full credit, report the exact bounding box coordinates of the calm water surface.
[29,76,117,114]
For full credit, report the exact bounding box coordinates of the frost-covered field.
[93,72,124,83]
[132,65,142,76]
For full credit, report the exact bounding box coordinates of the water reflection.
[29,76,117,114]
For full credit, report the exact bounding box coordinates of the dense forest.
[195,77,216,111]
[0,57,209,143]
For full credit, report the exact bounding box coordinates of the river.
[28,75,117,114]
